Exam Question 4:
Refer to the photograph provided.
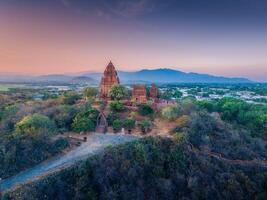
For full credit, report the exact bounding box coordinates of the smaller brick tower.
[132,85,147,103]
[150,83,158,100]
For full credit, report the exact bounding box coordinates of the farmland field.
[0,84,27,91]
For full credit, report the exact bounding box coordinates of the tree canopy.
[138,104,154,116]
[109,85,128,100]
[110,101,126,112]
[15,114,56,137]
[83,87,98,100]
[71,108,99,133]
[61,91,81,105]
[161,105,180,121]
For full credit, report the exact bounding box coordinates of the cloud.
[57,0,173,19]
[122,0,149,16]
[60,0,71,8]
[95,9,111,20]
[60,0,83,14]
[100,0,174,18]
[102,0,151,18]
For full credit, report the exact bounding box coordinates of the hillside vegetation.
[1,86,267,199]
[2,136,267,200]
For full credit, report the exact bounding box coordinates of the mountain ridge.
[0,68,253,83]
[83,68,252,83]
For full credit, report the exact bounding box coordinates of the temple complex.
[99,62,159,103]
[132,85,147,103]
[100,61,120,99]
[150,83,158,100]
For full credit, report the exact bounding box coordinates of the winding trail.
[0,133,138,193]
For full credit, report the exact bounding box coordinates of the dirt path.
[0,133,138,193]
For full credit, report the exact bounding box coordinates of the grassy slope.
[0,84,28,92]
[0,85,9,92]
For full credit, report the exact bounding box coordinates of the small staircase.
[96,125,107,133]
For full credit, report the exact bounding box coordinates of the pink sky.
[0,2,266,81]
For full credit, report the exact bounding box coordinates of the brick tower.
[100,61,120,99]
[150,83,158,99]
[132,85,147,103]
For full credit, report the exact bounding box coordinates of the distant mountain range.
[0,74,96,85]
[84,68,252,84]
[0,68,253,84]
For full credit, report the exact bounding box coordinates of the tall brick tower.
[100,61,120,99]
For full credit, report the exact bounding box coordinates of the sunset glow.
[0,0,267,81]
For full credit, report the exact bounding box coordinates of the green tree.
[197,100,214,112]
[215,97,267,137]
[187,88,199,96]
[174,90,183,98]
[52,105,79,131]
[138,120,152,134]
[61,91,81,105]
[112,119,123,132]
[71,108,99,133]
[123,118,136,132]
[107,112,119,126]
[15,114,56,137]
[0,104,21,133]
[83,87,98,101]
[110,101,125,112]
[173,132,187,143]
[179,97,197,114]
[161,105,180,121]
[71,116,95,133]
[160,89,173,100]
[160,89,182,100]
[109,85,128,100]
[138,104,154,116]
[0,104,18,122]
